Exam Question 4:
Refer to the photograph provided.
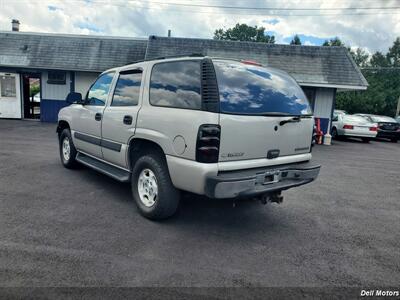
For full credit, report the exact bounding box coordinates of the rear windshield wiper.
[258,112,312,118]
[258,112,294,117]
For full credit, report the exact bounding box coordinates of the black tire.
[131,153,180,220]
[59,129,78,168]
[331,127,338,139]
[361,137,371,143]
[390,138,398,143]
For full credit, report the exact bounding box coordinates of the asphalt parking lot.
[0,120,399,289]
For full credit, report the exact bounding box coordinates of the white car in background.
[334,109,347,115]
[33,92,40,102]
[331,113,378,143]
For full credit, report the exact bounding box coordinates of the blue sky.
[1,0,399,53]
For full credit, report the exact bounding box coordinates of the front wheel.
[131,153,180,220]
[59,129,78,168]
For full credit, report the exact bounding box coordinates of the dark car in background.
[356,114,400,143]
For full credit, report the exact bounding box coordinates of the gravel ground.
[0,120,399,293]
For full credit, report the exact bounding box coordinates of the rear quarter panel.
[136,106,219,160]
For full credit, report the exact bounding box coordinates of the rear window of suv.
[213,60,312,116]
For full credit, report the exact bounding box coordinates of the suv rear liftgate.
[205,59,320,201]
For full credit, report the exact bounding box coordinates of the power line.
[72,0,400,16]
[133,0,400,11]
[7,0,400,16]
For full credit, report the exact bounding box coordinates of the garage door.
[0,73,21,119]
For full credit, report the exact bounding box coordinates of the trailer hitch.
[259,192,283,205]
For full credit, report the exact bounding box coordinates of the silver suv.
[57,56,320,219]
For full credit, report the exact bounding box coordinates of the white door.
[0,73,21,119]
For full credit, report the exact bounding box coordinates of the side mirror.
[66,92,83,104]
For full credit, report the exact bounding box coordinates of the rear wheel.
[390,138,398,143]
[131,153,180,220]
[59,129,78,168]
[331,127,338,139]
[362,137,371,143]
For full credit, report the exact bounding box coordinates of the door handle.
[123,115,133,125]
[95,113,102,121]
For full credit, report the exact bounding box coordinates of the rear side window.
[112,71,142,106]
[214,60,312,116]
[150,61,201,109]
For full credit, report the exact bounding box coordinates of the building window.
[150,61,201,109]
[112,71,142,106]
[302,87,316,110]
[0,75,16,97]
[47,71,66,85]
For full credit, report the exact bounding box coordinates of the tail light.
[369,126,378,132]
[196,124,220,163]
[343,124,354,129]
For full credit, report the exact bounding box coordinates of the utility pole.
[396,95,400,117]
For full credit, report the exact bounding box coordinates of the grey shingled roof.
[145,36,368,89]
[0,32,367,88]
[0,31,147,72]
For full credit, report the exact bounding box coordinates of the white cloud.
[303,40,316,46]
[0,0,399,53]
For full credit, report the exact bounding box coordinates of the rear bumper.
[342,129,376,138]
[376,130,400,139]
[204,162,321,199]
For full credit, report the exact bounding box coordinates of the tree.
[387,37,400,67]
[290,34,301,45]
[336,69,400,116]
[350,47,369,67]
[30,85,40,97]
[213,23,275,43]
[322,37,344,47]
[370,51,390,67]
[336,37,400,117]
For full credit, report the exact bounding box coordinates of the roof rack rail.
[146,53,205,61]
[128,53,205,65]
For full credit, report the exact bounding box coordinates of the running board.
[76,152,131,182]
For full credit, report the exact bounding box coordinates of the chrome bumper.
[205,162,321,199]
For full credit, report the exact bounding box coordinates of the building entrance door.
[22,73,41,119]
[0,72,21,119]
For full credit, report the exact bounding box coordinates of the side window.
[47,71,66,85]
[112,71,142,106]
[86,72,114,106]
[332,113,338,122]
[150,61,201,109]
[302,87,315,111]
[0,75,16,97]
